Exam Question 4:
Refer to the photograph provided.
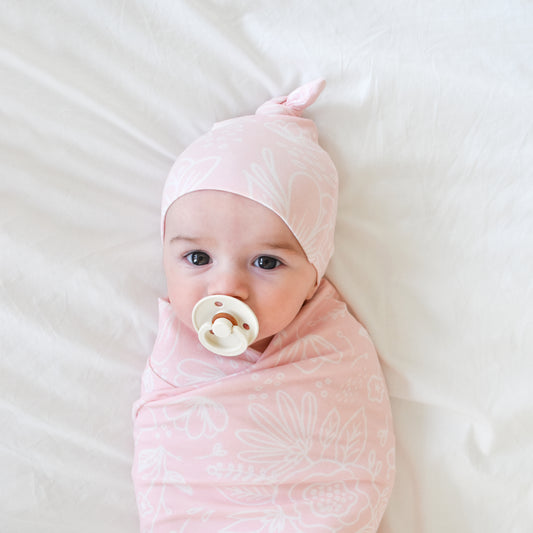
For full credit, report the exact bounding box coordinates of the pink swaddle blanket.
[132,80,395,532]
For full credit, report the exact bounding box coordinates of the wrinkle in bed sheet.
[2,1,532,533]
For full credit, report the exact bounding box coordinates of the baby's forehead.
[167,190,288,230]
[170,190,273,218]
[165,189,305,251]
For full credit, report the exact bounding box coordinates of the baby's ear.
[306,276,320,301]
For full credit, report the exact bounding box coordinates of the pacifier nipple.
[192,295,259,356]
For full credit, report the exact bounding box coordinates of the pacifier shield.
[192,295,259,356]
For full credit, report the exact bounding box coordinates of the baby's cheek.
[261,301,301,336]
[166,285,192,326]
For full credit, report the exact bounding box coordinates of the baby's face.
[163,190,317,352]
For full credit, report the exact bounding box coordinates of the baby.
[132,79,395,532]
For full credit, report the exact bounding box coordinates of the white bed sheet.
[2,1,532,532]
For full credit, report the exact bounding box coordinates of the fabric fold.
[132,279,395,532]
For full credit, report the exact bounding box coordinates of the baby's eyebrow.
[168,235,303,254]
[169,235,209,245]
[259,241,303,254]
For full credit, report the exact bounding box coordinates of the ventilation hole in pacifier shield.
[243,323,250,330]
[215,301,223,307]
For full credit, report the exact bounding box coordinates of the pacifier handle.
[211,313,237,337]
[197,321,248,357]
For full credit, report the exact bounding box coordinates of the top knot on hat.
[255,79,327,117]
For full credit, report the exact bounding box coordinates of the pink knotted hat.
[161,79,338,280]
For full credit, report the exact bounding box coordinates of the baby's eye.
[254,256,281,270]
[185,251,211,266]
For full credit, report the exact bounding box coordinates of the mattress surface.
[1,1,532,532]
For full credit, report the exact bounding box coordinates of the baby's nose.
[208,268,249,300]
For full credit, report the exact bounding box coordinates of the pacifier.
[192,295,259,356]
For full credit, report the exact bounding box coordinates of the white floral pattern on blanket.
[132,280,395,532]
